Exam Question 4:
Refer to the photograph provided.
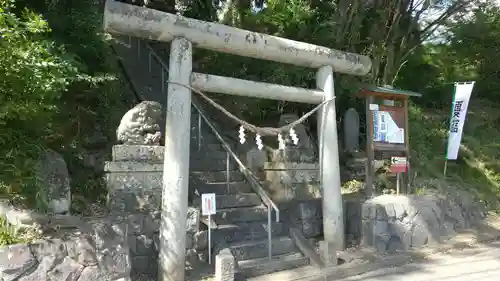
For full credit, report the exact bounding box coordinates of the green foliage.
[408,100,500,208]
[0,0,130,209]
[394,2,500,208]
[0,0,79,204]
[448,4,500,101]
[0,216,38,246]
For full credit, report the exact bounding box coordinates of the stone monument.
[343,108,360,153]
[277,113,316,162]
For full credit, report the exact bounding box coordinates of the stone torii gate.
[103,1,372,280]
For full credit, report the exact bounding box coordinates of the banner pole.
[443,160,448,177]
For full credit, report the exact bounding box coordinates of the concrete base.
[215,248,235,281]
[319,240,338,266]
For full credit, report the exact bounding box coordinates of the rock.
[186,207,200,234]
[245,147,267,172]
[93,222,131,279]
[46,256,83,280]
[116,101,163,145]
[0,244,37,281]
[66,235,98,266]
[278,114,316,161]
[30,239,68,261]
[78,266,107,281]
[386,236,405,253]
[361,191,487,253]
[35,149,71,214]
[0,218,131,281]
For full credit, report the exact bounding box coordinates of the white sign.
[373,111,405,144]
[201,193,216,216]
[369,103,379,111]
[201,193,216,265]
[391,156,407,165]
[446,82,475,160]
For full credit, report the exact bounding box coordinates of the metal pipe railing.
[134,36,280,260]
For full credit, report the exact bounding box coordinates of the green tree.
[449,3,500,101]
[0,0,80,200]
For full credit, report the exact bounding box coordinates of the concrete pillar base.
[319,240,339,266]
[215,248,235,281]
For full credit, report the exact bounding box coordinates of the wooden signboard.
[357,86,421,197]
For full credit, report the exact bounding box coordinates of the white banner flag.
[446,82,475,160]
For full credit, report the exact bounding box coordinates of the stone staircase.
[111,35,311,278]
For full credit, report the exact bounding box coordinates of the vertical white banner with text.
[446,82,475,160]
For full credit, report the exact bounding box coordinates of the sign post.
[390,156,407,174]
[390,156,407,195]
[357,86,421,196]
[201,193,216,264]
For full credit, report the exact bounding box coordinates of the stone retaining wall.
[105,145,208,276]
[0,221,131,281]
[119,210,206,275]
[283,196,363,246]
[361,192,487,253]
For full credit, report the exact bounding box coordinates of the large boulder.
[116,101,163,145]
[35,149,71,214]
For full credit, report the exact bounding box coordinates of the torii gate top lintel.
[103,0,372,76]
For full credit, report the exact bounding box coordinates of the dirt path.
[337,241,500,281]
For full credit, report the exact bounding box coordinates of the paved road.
[338,242,500,281]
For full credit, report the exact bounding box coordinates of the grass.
[409,99,500,209]
[0,217,39,246]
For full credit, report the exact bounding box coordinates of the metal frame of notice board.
[357,85,422,197]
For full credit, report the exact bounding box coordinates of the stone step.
[213,206,276,225]
[194,221,286,250]
[190,150,231,160]
[193,194,261,209]
[190,181,252,195]
[190,143,226,152]
[106,170,246,194]
[104,161,238,174]
[229,236,296,261]
[239,252,310,278]
[190,157,237,172]
[190,171,245,183]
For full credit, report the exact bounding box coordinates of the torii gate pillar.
[317,66,345,263]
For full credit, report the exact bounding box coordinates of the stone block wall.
[0,221,131,281]
[105,145,207,276]
[283,196,363,246]
[262,161,320,202]
[118,211,204,275]
[105,161,163,213]
[244,147,321,203]
[361,193,487,253]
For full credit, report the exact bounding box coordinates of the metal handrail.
[133,36,280,260]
